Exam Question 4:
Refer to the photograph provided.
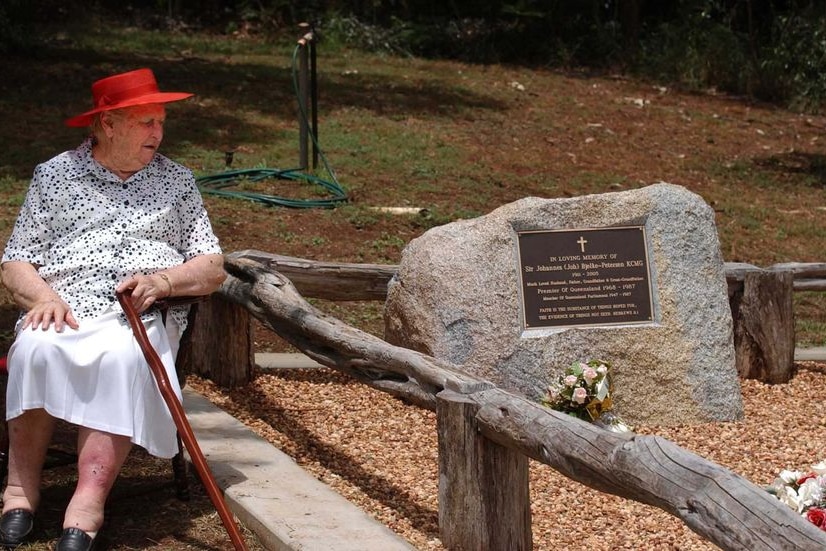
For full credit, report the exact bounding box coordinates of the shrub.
[760,12,826,113]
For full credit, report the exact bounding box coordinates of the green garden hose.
[196,167,347,208]
[196,42,348,209]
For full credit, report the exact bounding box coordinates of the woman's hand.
[0,261,79,332]
[116,273,172,313]
[22,297,79,332]
[116,255,225,313]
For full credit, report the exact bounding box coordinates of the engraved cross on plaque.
[577,236,588,252]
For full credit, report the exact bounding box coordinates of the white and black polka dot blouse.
[2,138,223,328]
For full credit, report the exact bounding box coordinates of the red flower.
[798,472,817,486]
[807,508,826,530]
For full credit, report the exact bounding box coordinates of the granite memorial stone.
[384,182,743,425]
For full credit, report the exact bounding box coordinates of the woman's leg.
[2,408,56,513]
[62,428,132,533]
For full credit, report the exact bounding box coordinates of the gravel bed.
[187,360,826,550]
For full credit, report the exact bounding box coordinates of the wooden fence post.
[436,389,532,551]
[177,293,254,388]
[728,268,795,383]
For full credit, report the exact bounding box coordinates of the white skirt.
[5,308,183,458]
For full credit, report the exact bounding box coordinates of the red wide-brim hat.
[65,68,194,127]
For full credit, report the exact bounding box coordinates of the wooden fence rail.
[232,250,823,385]
[235,250,826,299]
[238,249,826,300]
[726,262,826,291]
[202,251,826,551]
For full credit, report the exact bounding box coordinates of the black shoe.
[0,508,34,548]
[54,528,96,551]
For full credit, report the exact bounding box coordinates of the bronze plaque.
[517,226,655,329]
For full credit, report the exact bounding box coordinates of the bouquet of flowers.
[767,460,826,530]
[541,359,630,432]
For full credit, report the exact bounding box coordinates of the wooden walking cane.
[117,291,248,551]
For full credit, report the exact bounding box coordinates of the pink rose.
[573,387,588,404]
[807,507,826,530]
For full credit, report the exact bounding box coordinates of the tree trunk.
[620,0,642,61]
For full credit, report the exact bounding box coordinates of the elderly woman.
[0,68,225,551]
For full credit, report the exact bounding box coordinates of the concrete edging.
[183,388,415,551]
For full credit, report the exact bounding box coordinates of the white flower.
[779,470,804,485]
[777,485,806,513]
[596,364,608,375]
[811,461,826,476]
[799,479,824,508]
[769,478,787,494]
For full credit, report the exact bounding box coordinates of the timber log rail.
[192,250,826,551]
[231,252,826,297]
[234,252,825,385]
